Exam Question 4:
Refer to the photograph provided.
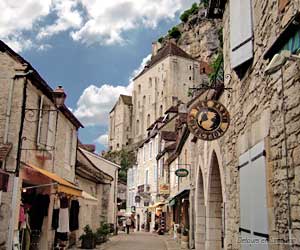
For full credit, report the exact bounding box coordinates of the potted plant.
[95,222,111,245]
[79,225,96,249]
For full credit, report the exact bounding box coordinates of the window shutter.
[239,141,268,250]
[46,111,56,149]
[250,141,268,238]
[239,151,252,233]
[70,129,77,166]
[230,0,254,69]
[36,96,44,145]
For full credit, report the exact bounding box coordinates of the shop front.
[168,189,190,239]
[17,163,84,250]
[148,202,166,234]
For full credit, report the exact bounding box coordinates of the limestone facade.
[132,42,201,144]
[109,95,133,151]
[76,147,113,236]
[0,41,83,249]
[188,1,300,249]
[80,147,120,225]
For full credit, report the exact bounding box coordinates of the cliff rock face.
[163,7,222,63]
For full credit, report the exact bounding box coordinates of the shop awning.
[82,191,97,201]
[148,202,165,209]
[24,163,82,197]
[80,191,98,205]
[168,188,190,206]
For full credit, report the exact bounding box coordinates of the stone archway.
[206,151,223,250]
[195,167,205,250]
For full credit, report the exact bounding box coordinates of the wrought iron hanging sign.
[187,100,230,141]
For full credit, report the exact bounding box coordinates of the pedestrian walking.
[126,217,132,234]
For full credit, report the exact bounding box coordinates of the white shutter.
[230,0,253,69]
[250,141,268,237]
[239,151,252,232]
[239,141,268,250]
[36,96,44,145]
[46,111,56,149]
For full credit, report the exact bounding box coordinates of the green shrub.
[168,27,181,40]
[180,3,199,23]
[158,37,164,43]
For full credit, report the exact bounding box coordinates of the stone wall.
[187,1,300,250]
[0,49,79,249]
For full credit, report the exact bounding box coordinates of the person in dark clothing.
[126,217,132,234]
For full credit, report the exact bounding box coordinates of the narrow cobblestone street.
[99,232,167,250]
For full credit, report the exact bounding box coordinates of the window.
[189,65,192,70]
[37,96,56,150]
[239,141,268,244]
[149,78,152,88]
[138,84,141,93]
[159,105,163,116]
[64,127,74,166]
[147,114,150,128]
[136,120,140,135]
[149,141,152,159]
[143,96,146,105]
[189,76,192,81]
[154,165,157,184]
[145,170,149,185]
[230,0,253,69]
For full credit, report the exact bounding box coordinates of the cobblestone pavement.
[98,231,167,250]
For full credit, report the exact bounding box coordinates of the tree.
[168,27,181,40]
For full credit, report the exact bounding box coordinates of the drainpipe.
[7,70,33,250]
[3,77,15,143]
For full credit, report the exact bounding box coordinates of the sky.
[1,0,197,152]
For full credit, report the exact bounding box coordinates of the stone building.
[0,40,83,249]
[79,147,120,226]
[76,146,113,236]
[132,42,201,144]
[160,0,300,249]
[109,95,133,151]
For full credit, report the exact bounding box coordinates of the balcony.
[137,184,150,194]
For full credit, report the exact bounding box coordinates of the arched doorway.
[195,167,205,250]
[206,152,223,250]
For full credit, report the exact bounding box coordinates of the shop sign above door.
[175,168,189,177]
[187,100,230,141]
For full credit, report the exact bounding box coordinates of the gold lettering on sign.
[187,100,230,141]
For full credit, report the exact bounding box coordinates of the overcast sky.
[1,0,196,152]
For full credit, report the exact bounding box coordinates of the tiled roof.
[161,131,177,141]
[120,95,132,105]
[147,116,164,131]
[134,42,195,80]
[0,143,12,161]
[165,105,178,114]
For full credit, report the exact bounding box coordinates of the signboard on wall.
[187,100,230,141]
[159,183,170,195]
[175,168,189,177]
